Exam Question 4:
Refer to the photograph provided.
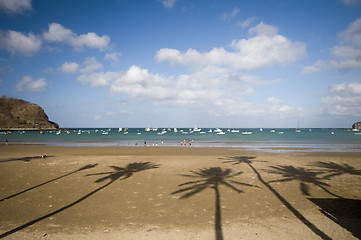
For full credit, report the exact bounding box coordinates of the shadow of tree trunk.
[213,183,224,240]
[0,162,159,239]
[0,164,98,202]
[248,163,332,240]
[220,156,332,240]
[0,179,113,238]
[172,167,258,240]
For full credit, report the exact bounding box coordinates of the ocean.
[1,128,361,152]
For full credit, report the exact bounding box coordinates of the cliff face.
[353,122,361,130]
[0,96,59,130]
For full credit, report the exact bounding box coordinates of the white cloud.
[159,0,177,8]
[221,7,240,22]
[267,97,282,104]
[0,30,42,56]
[303,18,361,73]
[341,0,361,6]
[43,23,110,51]
[15,76,47,92]
[331,18,361,71]
[104,52,122,62]
[78,71,120,87]
[80,57,103,73]
[238,16,258,29]
[301,60,328,74]
[322,82,361,116]
[60,61,79,73]
[0,0,32,15]
[156,22,306,71]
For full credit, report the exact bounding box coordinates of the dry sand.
[0,145,360,239]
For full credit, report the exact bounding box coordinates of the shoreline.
[1,145,360,239]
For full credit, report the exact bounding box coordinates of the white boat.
[296,129,301,133]
[217,132,225,135]
[242,132,252,135]
[214,128,222,133]
[118,128,122,132]
[193,127,201,132]
[270,129,276,133]
[174,128,178,132]
[259,128,263,132]
[208,129,213,133]
[231,129,240,133]
[102,132,109,135]
[200,132,206,134]
[278,132,284,134]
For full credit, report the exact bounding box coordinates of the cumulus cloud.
[0,30,42,56]
[156,22,306,71]
[322,82,361,116]
[59,61,79,73]
[0,0,32,15]
[159,0,177,8]
[80,57,103,73]
[43,23,110,51]
[303,18,361,73]
[104,52,122,62]
[15,76,47,92]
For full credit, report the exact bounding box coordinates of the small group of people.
[181,139,193,146]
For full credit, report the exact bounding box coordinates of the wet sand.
[0,145,360,239]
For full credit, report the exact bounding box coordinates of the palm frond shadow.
[0,162,160,239]
[264,165,341,198]
[172,167,258,240]
[0,155,54,163]
[0,164,98,202]
[221,156,332,240]
[309,161,361,179]
[220,156,267,165]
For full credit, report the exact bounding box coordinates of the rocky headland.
[0,96,59,130]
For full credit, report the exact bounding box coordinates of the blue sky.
[0,0,361,128]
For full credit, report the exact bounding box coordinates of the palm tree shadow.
[172,167,259,240]
[309,161,361,179]
[264,165,342,198]
[0,155,54,163]
[0,164,98,202]
[308,198,361,239]
[221,156,332,240]
[0,162,160,238]
[307,161,361,239]
[220,156,267,165]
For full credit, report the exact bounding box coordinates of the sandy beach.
[0,145,360,239]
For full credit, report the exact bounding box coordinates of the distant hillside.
[0,96,59,130]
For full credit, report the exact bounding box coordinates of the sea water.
[1,128,361,152]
